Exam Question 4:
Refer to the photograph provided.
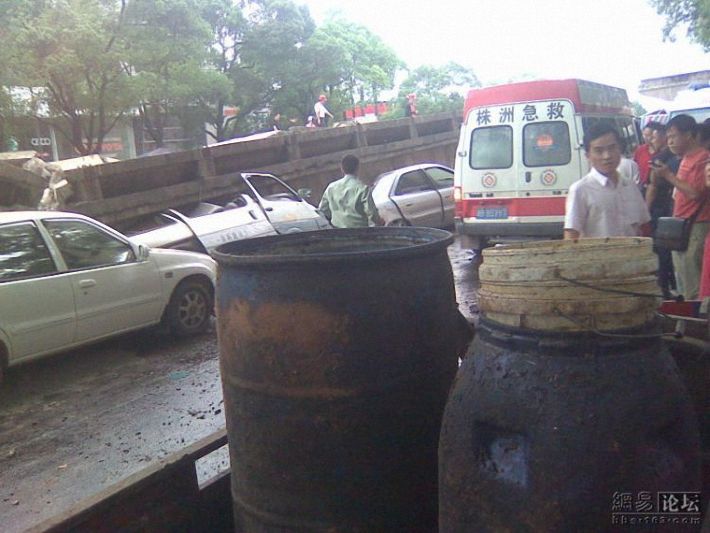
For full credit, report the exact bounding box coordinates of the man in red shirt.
[700,157,710,299]
[634,123,656,189]
[653,114,710,299]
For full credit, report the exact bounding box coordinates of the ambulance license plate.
[476,207,508,219]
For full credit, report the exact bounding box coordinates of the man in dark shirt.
[645,122,680,297]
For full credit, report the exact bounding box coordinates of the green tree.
[231,0,316,134]
[3,0,137,155]
[306,17,402,110]
[632,100,648,116]
[193,0,315,139]
[650,0,710,51]
[123,0,215,148]
[193,0,248,141]
[398,62,479,117]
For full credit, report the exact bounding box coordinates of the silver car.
[132,195,278,253]
[132,173,331,252]
[371,164,454,228]
[241,172,331,234]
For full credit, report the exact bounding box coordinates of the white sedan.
[371,164,455,228]
[0,211,216,381]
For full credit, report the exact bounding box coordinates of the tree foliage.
[397,62,479,117]
[123,0,215,147]
[0,0,479,152]
[632,100,648,116]
[229,0,316,134]
[308,17,402,106]
[2,0,137,155]
[650,0,710,51]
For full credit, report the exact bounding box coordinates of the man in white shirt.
[617,156,640,184]
[564,124,650,239]
[314,94,333,127]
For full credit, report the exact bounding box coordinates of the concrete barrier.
[0,162,47,208]
[61,112,461,230]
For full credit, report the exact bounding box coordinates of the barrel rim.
[211,227,454,266]
[476,316,663,350]
[482,236,653,257]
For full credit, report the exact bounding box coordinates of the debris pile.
[22,157,73,210]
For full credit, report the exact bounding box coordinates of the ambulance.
[454,79,638,247]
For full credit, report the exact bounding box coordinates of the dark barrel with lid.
[213,227,469,532]
[439,238,701,532]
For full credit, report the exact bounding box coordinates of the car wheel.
[164,279,213,336]
[387,219,410,227]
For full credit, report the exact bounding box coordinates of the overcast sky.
[300,0,708,106]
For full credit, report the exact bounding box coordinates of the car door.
[391,169,444,227]
[181,196,278,249]
[423,166,455,226]
[0,221,76,363]
[42,219,164,343]
[243,174,322,232]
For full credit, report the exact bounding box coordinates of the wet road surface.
[0,236,478,532]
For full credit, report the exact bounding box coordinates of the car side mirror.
[297,188,312,200]
[137,244,150,260]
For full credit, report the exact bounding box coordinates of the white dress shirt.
[617,157,641,184]
[314,101,329,119]
[564,167,650,237]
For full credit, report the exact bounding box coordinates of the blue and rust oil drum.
[213,227,471,532]
[439,238,701,532]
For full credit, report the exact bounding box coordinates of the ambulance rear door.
[517,99,584,210]
[461,107,516,220]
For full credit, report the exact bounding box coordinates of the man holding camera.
[645,122,679,298]
[651,114,710,300]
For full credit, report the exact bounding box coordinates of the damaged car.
[132,172,330,252]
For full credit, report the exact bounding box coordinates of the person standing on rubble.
[314,95,334,127]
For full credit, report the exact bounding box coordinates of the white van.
[642,84,710,126]
[454,79,638,247]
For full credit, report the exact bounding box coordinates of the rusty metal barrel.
[213,227,469,532]
[439,238,701,532]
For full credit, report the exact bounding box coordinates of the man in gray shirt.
[319,155,383,228]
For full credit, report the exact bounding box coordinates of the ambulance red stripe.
[457,196,566,219]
